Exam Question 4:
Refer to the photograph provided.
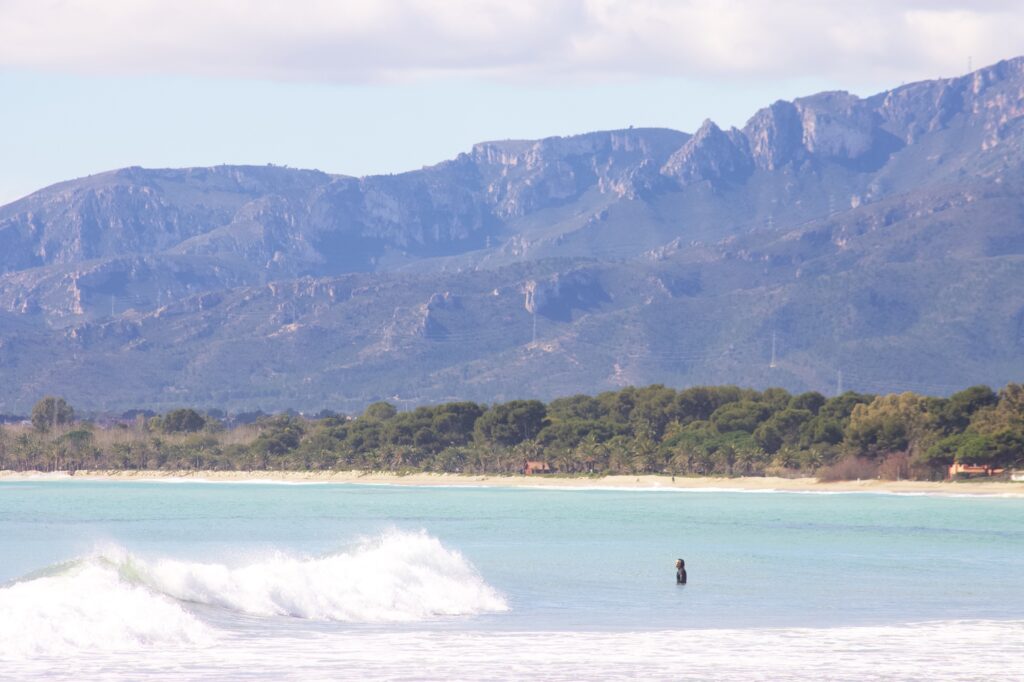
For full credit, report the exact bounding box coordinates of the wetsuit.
[676,567,687,584]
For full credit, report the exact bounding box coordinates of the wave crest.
[0,556,212,658]
[0,530,506,657]
[142,530,508,622]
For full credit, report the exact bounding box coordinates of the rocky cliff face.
[4,58,1022,281]
[0,57,1023,411]
[662,120,753,185]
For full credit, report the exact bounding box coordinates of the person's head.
[675,559,683,568]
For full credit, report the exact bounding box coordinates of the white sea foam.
[208,621,1024,681]
[5,620,1023,680]
[0,531,506,660]
[0,555,213,658]
[504,484,1024,498]
[139,529,508,622]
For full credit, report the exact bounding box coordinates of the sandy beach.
[1,469,1021,496]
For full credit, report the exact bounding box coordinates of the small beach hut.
[947,462,1005,479]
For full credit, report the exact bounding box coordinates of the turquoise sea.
[1,480,1022,680]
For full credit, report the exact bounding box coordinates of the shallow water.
[1,481,1022,679]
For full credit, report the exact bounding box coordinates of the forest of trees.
[1,383,1022,481]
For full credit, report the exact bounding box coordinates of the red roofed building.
[947,462,1005,479]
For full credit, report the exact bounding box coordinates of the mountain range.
[2,57,1023,413]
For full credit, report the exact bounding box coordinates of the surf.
[0,552,213,657]
[0,530,507,658]
[139,529,508,622]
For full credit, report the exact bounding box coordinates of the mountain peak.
[661,119,751,185]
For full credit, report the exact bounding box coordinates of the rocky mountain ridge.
[0,57,1022,412]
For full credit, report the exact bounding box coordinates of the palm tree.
[629,437,659,474]
[670,448,693,476]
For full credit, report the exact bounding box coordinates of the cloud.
[0,0,1021,85]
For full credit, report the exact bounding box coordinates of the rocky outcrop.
[471,128,689,216]
[661,120,753,185]
[743,100,806,170]
[523,268,610,322]
[873,57,1024,144]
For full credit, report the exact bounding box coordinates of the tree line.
[1,383,1022,480]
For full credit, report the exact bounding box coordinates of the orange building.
[947,462,1005,479]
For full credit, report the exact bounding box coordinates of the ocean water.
[1,480,1022,680]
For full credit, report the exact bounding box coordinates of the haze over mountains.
[2,57,1024,413]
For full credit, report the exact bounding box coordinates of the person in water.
[675,558,687,584]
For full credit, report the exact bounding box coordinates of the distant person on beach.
[675,558,687,585]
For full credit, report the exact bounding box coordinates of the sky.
[1,0,1023,205]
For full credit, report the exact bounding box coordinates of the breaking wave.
[141,530,508,621]
[0,556,213,657]
[0,530,507,658]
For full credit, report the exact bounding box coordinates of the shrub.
[817,454,879,482]
[161,409,206,433]
[877,451,911,480]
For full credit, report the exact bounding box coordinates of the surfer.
[675,558,687,585]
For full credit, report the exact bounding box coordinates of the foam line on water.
[6,477,1020,498]
[472,485,1024,498]
[6,620,1024,680]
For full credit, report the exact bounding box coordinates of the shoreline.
[1,469,1021,496]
